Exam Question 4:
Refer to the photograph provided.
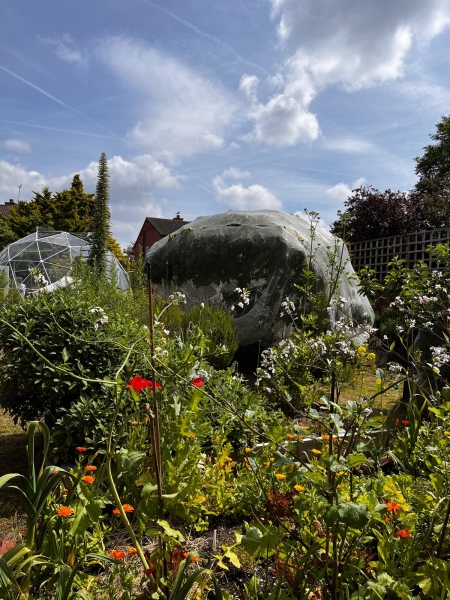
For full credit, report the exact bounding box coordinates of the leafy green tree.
[414,115,450,228]
[88,152,111,274]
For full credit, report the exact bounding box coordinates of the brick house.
[133,214,190,261]
[0,199,17,217]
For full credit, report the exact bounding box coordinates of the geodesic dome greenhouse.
[0,228,128,293]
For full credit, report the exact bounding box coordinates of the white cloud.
[2,139,31,153]
[323,137,374,154]
[39,34,87,66]
[326,177,366,202]
[242,0,450,149]
[97,37,238,157]
[212,171,282,210]
[271,0,450,90]
[239,74,260,100]
[248,94,320,147]
[0,154,178,244]
[221,167,251,179]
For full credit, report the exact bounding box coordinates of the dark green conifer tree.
[88,153,111,274]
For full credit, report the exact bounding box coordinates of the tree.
[88,153,111,273]
[330,186,426,243]
[414,115,450,228]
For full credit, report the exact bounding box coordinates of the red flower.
[395,529,411,538]
[191,377,204,388]
[395,419,399,426]
[127,376,161,393]
[76,447,87,453]
[401,420,410,426]
[109,550,126,559]
[386,501,402,513]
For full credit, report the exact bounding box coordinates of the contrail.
[141,0,269,76]
[0,118,121,141]
[0,65,123,141]
[191,150,362,179]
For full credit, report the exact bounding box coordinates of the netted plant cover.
[0,229,128,292]
[145,210,374,347]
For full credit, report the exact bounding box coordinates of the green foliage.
[158,301,239,369]
[88,152,112,274]
[414,114,450,228]
[0,273,147,429]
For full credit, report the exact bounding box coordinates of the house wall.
[133,222,163,262]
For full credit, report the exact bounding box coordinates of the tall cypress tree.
[88,152,111,274]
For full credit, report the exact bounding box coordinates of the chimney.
[6,199,16,205]
[173,211,183,221]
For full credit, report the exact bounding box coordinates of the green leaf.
[241,527,264,557]
[62,347,70,363]
[325,502,370,529]
[348,453,370,469]
[157,519,185,542]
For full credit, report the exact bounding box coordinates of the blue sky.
[1,0,450,246]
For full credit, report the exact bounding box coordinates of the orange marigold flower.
[128,547,138,556]
[57,506,73,517]
[385,516,390,522]
[286,434,294,439]
[123,504,134,513]
[263,462,269,467]
[312,449,322,455]
[183,552,199,561]
[109,550,126,560]
[275,473,286,481]
[187,433,196,440]
[215,435,221,441]
[81,475,95,484]
[294,485,305,493]
[85,465,97,472]
[76,447,87,452]
[322,435,330,441]
[386,501,402,513]
[395,529,411,538]
[112,508,120,515]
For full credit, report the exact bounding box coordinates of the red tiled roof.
[0,201,17,218]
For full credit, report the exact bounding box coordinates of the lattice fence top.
[348,227,450,280]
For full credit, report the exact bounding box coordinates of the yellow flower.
[376,378,382,385]
[187,433,196,440]
[245,447,251,454]
[215,435,221,442]
[132,421,139,426]
[270,457,275,463]
[357,346,367,354]
[290,464,295,470]
[322,434,330,441]
[445,431,450,436]
[275,473,286,481]
[337,471,346,476]
[294,485,304,492]
[368,353,376,361]
[224,457,232,462]
[312,449,322,455]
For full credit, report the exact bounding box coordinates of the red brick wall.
[133,221,163,262]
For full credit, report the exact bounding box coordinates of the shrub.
[0,278,147,428]
[158,302,239,369]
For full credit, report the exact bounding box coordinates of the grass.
[338,369,404,414]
